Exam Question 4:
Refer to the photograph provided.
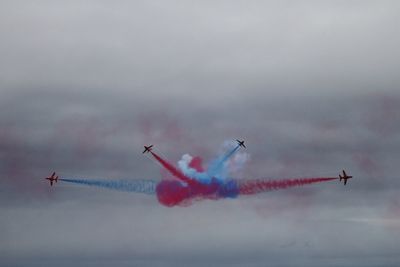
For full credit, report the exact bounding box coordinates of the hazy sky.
[1,1,400,266]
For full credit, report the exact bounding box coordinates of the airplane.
[236,139,246,148]
[339,170,352,185]
[45,172,58,186]
[142,145,153,154]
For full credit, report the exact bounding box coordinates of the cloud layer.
[1,1,400,266]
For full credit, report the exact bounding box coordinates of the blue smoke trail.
[178,144,241,183]
[206,144,240,180]
[60,178,157,195]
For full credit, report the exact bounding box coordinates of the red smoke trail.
[150,151,195,184]
[189,156,205,172]
[238,177,337,195]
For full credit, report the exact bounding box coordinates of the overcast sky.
[1,1,400,266]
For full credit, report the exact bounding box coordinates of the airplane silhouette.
[236,139,246,148]
[142,145,153,154]
[45,172,58,186]
[339,170,352,185]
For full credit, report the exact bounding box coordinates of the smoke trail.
[156,178,240,207]
[60,178,157,194]
[178,154,211,183]
[220,145,240,164]
[155,176,337,207]
[177,144,248,184]
[57,141,340,207]
[207,144,240,180]
[150,151,194,184]
[150,141,243,185]
[238,177,338,195]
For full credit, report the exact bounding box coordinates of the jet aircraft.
[236,139,246,148]
[45,172,58,186]
[339,170,352,185]
[142,145,153,154]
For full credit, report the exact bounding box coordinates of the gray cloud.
[1,1,400,266]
